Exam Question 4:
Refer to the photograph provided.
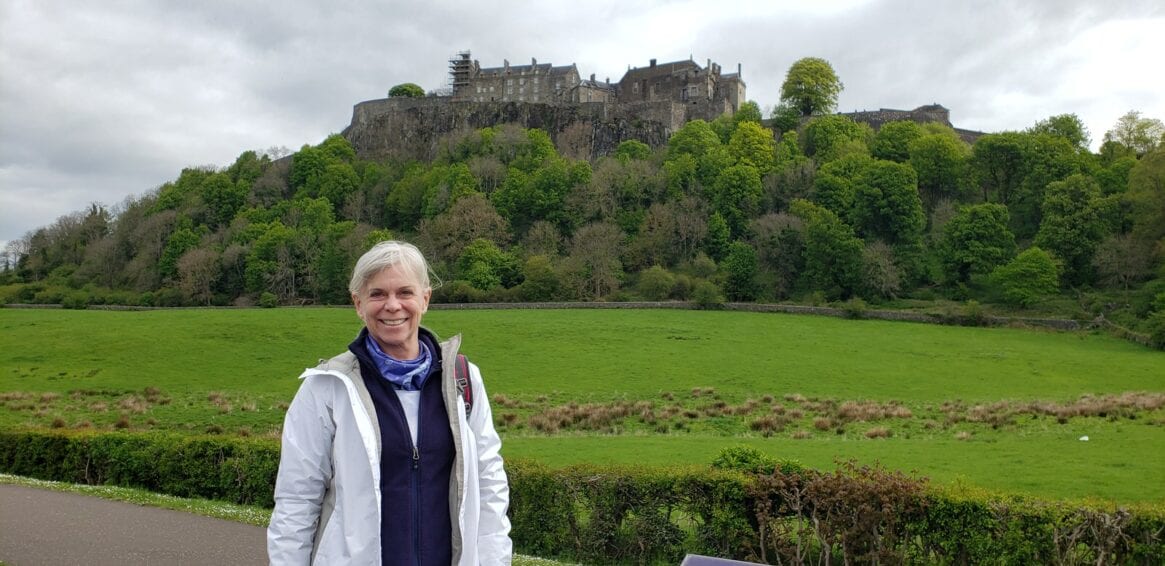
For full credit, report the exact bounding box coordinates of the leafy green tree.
[813,154,871,222]
[318,134,357,163]
[851,160,925,245]
[909,132,970,205]
[1035,174,1108,285]
[990,247,1060,307]
[317,162,360,213]
[970,132,1029,204]
[750,213,805,300]
[667,119,732,186]
[456,239,521,290]
[201,172,248,229]
[709,163,763,238]
[938,203,1016,283]
[1104,110,1165,156]
[637,265,676,301]
[727,121,777,175]
[226,150,269,185]
[517,255,560,301]
[1126,149,1165,244]
[290,145,327,193]
[704,211,731,261]
[871,121,924,163]
[721,241,759,301]
[770,102,801,133]
[159,224,202,281]
[779,57,844,116]
[804,115,870,163]
[615,139,652,162]
[791,199,864,299]
[1012,134,1082,239]
[388,83,425,98]
[1028,113,1091,151]
[735,101,763,125]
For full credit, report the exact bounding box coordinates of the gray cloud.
[2,0,1163,247]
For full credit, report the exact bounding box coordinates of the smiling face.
[352,263,432,360]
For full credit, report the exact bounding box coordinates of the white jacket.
[268,333,513,565]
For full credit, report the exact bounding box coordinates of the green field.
[2,307,1162,503]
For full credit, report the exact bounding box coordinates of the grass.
[0,474,572,566]
[1,307,1163,503]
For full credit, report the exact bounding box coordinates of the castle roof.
[619,59,701,84]
[477,61,576,77]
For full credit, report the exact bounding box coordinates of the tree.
[615,139,652,162]
[727,121,777,175]
[735,101,763,125]
[804,115,870,163]
[456,239,521,290]
[415,194,510,265]
[908,132,970,206]
[851,160,925,246]
[990,247,1060,307]
[721,241,759,301]
[388,83,425,98]
[1126,149,1165,243]
[862,240,902,300]
[562,222,624,299]
[749,213,805,299]
[708,163,763,238]
[1028,113,1091,151]
[769,102,801,134]
[637,265,676,301]
[790,199,864,299]
[1104,110,1165,156]
[871,121,924,163]
[812,154,871,223]
[779,57,843,116]
[938,203,1016,283]
[1035,174,1108,285]
[1093,234,1154,290]
[177,247,221,305]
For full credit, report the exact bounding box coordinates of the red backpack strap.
[455,353,472,418]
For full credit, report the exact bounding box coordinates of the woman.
[268,241,512,565]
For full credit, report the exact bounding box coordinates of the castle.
[342,52,977,162]
[447,51,746,123]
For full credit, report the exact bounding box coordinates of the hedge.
[2,429,1162,564]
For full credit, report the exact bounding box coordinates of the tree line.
[4,59,1165,346]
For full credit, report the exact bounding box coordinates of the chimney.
[590,73,595,82]
[532,57,537,65]
[738,63,741,77]
[707,58,711,70]
[650,58,657,67]
[504,59,509,72]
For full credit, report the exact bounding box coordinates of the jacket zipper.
[412,393,422,566]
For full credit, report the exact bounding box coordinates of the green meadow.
[2,307,1162,504]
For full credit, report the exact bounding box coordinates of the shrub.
[990,247,1060,307]
[259,292,278,308]
[637,265,676,301]
[692,280,724,309]
[1146,311,1165,350]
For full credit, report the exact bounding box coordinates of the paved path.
[0,484,269,565]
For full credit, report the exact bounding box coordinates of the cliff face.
[342,97,684,162]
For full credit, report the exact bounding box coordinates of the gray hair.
[348,240,435,296]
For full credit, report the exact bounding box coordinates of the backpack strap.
[454,353,473,418]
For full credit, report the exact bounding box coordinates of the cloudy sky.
[2,0,1163,249]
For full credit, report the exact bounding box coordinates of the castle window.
[490,86,495,92]
[506,79,513,86]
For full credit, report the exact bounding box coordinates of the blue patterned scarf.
[364,334,433,391]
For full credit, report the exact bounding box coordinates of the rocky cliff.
[341,97,685,162]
